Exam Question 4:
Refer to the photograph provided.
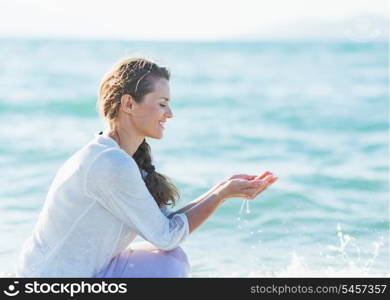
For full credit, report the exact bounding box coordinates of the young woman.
[14,57,278,278]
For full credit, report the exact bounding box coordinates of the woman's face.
[130,78,173,139]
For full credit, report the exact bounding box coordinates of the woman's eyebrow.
[159,97,170,101]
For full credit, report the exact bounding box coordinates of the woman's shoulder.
[85,147,143,189]
[92,147,135,169]
[86,144,139,178]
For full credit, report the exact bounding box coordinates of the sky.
[0,0,388,40]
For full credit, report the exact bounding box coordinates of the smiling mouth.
[159,121,165,129]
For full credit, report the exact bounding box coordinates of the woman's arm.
[176,173,277,234]
[184,190,225,234]
[166,172,276,235]
[167,181,225,217]
[167,173,261,217]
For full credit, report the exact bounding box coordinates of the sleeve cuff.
[176,212,190,242]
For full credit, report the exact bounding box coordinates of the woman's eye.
[159,104,167,107]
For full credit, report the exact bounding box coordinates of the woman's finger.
[261,175,276,189]
[232,171,273,182]
[247,175,274,196]
[229,174,257,181]
[247,179,266,188]
[254,176,278,197]
[245,175,258,180]
[245,175,278,199]
[257,171,272,180]
[245,180,268,197]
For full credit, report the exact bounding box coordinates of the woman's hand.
[217,171,278,201]
[182,171,278,234]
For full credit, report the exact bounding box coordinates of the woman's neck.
[107,127,144,156]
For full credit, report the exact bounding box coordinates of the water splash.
[277,252,309,277]
[324,223,385,276]
[236,216,251,231]
[226,222,387,277]
[276,224,386,277]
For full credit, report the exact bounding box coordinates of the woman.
[14,57,278,278]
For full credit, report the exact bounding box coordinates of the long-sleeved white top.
[14,132,189,277]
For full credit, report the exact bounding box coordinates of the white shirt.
[14,132,189,277]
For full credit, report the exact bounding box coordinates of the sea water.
[0,38,388,277]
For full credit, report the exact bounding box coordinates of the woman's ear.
[120,94,135,114]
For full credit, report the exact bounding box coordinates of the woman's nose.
[165,107,173,118]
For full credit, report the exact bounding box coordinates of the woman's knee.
[165,247,189,265]
[149,245,190,275]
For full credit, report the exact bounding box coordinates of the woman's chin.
[149,132,164,139]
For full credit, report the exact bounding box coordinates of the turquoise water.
[0,39,388,277]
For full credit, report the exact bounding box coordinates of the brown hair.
[97,56,180,208]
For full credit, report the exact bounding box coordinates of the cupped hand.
[219,171,278,200]
[245,171,278,199]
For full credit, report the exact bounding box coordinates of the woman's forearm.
[170,181,226,216]
[183,190,226,234]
